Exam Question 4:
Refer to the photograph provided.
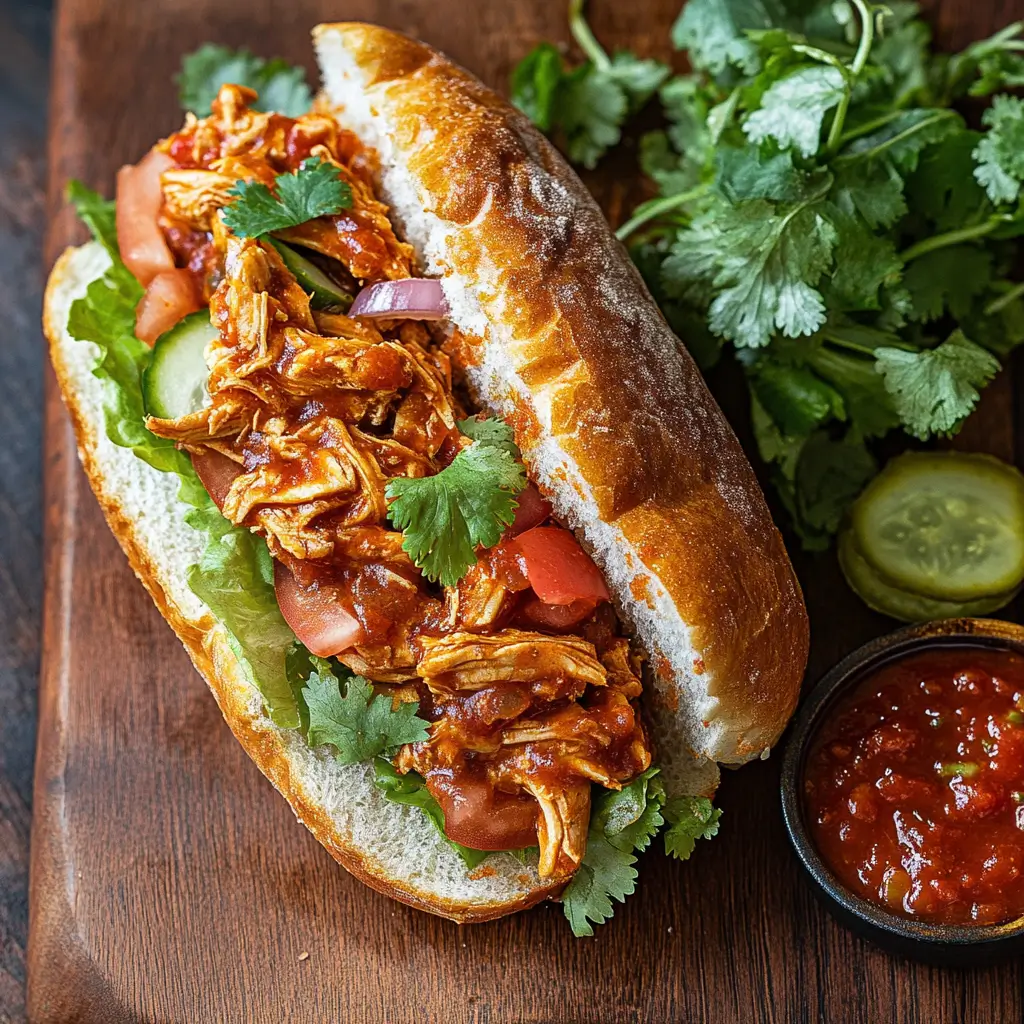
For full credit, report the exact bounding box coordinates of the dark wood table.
[0,2,51,1021]
[7,0,1024,1020]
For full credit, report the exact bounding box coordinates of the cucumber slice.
[141,311,217,419]
[838,529,1018,623]
[270,240,353,311]
[851,451,1024,602]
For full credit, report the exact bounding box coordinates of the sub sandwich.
[44,23,809,932]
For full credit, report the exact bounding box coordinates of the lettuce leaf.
[66,183,300,727]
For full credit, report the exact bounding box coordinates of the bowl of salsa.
[781,618,1024,962]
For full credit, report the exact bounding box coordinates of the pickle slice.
[851,452,1024,602]
[838,530,1018,623]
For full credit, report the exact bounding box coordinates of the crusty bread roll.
[43,24,808,924]
[314,24,809,794]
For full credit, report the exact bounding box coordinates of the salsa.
[804,646,1024,926]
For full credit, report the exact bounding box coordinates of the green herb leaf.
[560,64,630,169]
[788,432,878,551]
[903,246,994,322]
[875,330,1000,439]
[839,108,963,172]
[671,0,769,75]
[510,42,564,131]
[456,416,522,458]
[743,65,846,158]
[221,158,353,238]
[177,43,311,116]
[664,192,836,347]
[561,832,639,938]
[973,94,1024,204]
[386,442,526,587]
[303,666,429,765]
[662,796,722,860]
[747,361,846,436]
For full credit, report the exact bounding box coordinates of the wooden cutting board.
[28,1,1024,1020]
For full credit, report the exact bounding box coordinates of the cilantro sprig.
[300,657,429,765]
[561,768,720,936]
[386,418,527,587]
[511,0,669,167]
[177,43,311,116]
[513,0,1024,550]
[221,158,353,239]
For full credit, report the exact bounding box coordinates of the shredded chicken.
[145,85,654,879]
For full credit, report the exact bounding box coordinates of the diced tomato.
[518,595,598,631]
[273,561,366,658]
[116,148,176,286]
[508,484,552,536]
[135,270,202,345]
[512,526,611,606]
[190,449,242,510]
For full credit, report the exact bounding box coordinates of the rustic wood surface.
[21,0,1024,1021]
[0,2,50,1021]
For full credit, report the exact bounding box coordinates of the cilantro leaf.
[456,416,521,458]
[372,758,492,869]
[747,360,845,437]
[903,246,994,322]
[303,665,429,765]
[386,442,526,587]
[808,345,901,439]
[609,51,671,111]
[671,0,772,75]
[592,767,665,853]
[66,180,118,257]
[839,108,963,172]
[561,767,676,937]
[973,94,1024,204]
[177,43,311,116]
[743,65,846,158]
[875,330,1000,439]
[221,158,353,238]
[715,145,812,203]
[663,796,722,860]
[825,211,902,311]
[664,191,836,347]
[562,832,638,938]
[792,432,877,548]
[510,42,564,131]
[906,130,989,232]
[830,160,907,230]
[559,64,630,169]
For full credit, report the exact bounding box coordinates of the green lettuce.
[65,182,300,727]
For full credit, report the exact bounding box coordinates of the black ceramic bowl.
[780,618,1024,965]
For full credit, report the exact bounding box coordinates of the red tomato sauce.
[804,647,1024,926]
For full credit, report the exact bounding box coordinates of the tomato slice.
[273,561,366,657]
[135,270,202,345]
[116,148,176,286]
[190,449,242,511]
[513,526,611,605]
[518,595,598,631]
[508,484,552,536]
[426,768,539,851]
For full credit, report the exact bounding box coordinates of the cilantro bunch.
[513,0,1024,549]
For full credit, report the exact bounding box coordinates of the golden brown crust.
[44,245,561,924]
[316,24,809,759]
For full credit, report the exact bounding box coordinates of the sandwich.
[44,22,809,934]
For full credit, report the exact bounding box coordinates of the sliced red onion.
[350,278,448,320]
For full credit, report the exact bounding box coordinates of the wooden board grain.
[28,1,1024,1021]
